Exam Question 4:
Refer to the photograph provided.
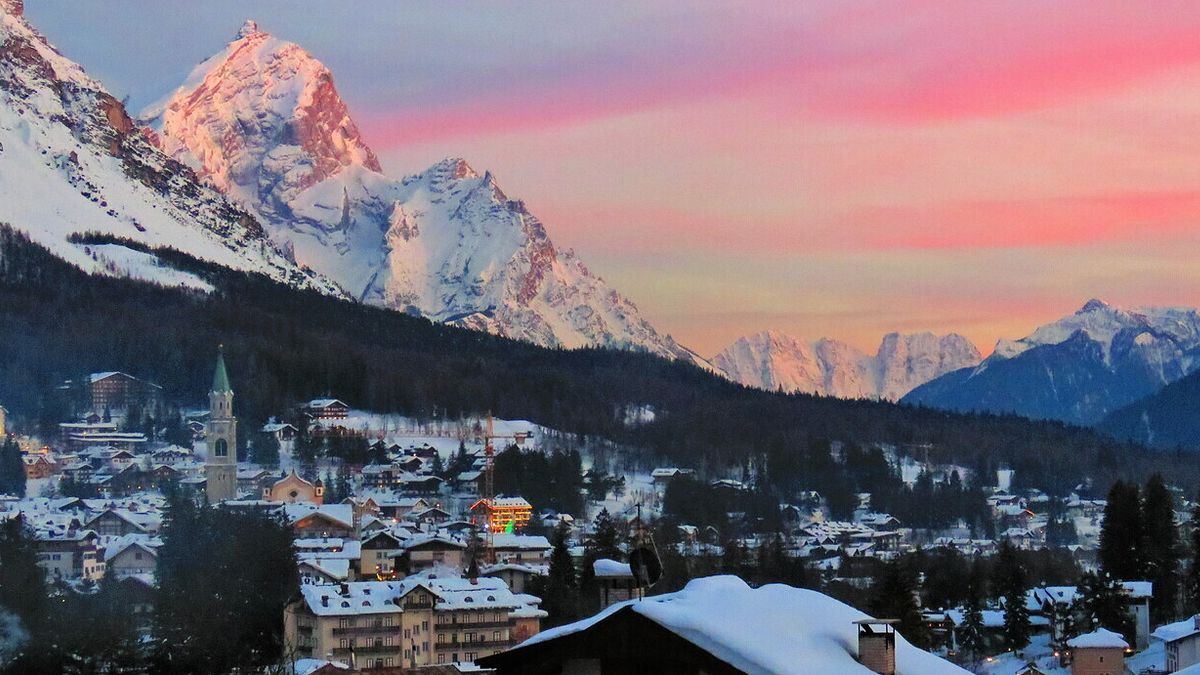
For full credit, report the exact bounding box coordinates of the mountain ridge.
[712,330,980,400]
[140,20,707,366]
[903,299,1200,425]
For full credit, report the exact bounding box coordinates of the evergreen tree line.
[1098,474,1181,625]
[1,225,1194,509]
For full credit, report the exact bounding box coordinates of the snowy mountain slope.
[712,330,979,400]
[903,299,1200,424]
[142,21,705,364]
[0,5,341,293]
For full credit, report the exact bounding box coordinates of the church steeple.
[212,346,231,393]
[206,346,238,502]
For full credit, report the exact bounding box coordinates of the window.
[404,629,410,639]
[385,637,393,646]
[384,616,393,627]
[438,654,445,664]
[385,659,393,667]
[422,620,429,631]
[339,638,350,649]
[466,652,477,661]
[438,634,446,644]
[214,439,228,457]
[492,630,500,641]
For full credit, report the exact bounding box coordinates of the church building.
[205,348,238,502]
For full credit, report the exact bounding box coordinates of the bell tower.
[205,346,238,502]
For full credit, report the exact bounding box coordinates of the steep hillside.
[2,225,1189,497]
[0,5,339,293]
[1098,369,1200,449]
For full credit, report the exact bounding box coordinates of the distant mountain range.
[712,330,980,400]
[903,299,1200,426]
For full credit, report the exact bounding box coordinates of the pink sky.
[31,1,1200,355]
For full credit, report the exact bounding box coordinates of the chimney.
[1194,614,1200,631]
[855,620,897,675]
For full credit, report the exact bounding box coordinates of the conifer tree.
[1143,473,1180,623]
[542,521,579,626]
[0,436,25,498]
[1099,480,1144,579]
[1078,570,1134,644]
[994,542,1031,652]
[869,558,929,648]
[250,432,281,467]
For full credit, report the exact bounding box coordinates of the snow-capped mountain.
[0,4,339,293]
[903,299,1200,424]
[713,330,980,400]
[141,20,704,364]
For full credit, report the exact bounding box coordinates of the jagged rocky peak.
[1079,298,1112,313]
[0,6,341,294]
[1,0,22,17]
[714,329,980,400]
[143,24,707,366]
[238,19,261,38]
[143,19,382,206]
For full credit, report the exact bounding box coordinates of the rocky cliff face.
[713,330,980,400]
[0,6,339,292]
[143,21,705,365]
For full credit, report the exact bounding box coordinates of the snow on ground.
[314,411,551,462]
[517,575,968,674]
[73,243,213,291]
[973,635,1066,675]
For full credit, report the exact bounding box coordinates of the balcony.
[331,645,402,657]
[438,638,513,650]
[436,619,513,630]
[332,625,393,636]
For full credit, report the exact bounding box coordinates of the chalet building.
[481,563,542,594]
[479,576,960,675]
[1066,628,1127,675]
[410,507,452,526]
[292,510,356,540]
[283,577,545,670]
[491,533,551,566]
[86,509,155,537]
[105,538,159,577]
[23,454,57,479]
[59,372,163,423]
[361,464,407,490]
[304,399,351,421]
[1152,614,1200,672]
[361,532,405,579]
[261,421,298,442]
[34,529,105,581]
[402,535,467,572]
[650,467,695,487]
[264,469,325,505]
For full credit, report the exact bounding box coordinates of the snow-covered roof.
[514,576,967,674]
[491,533,551,550]
[1152,615,1200,643]
[1067,627,1128,649]
[593,558,633,579]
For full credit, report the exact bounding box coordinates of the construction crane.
[469,413,529,564]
